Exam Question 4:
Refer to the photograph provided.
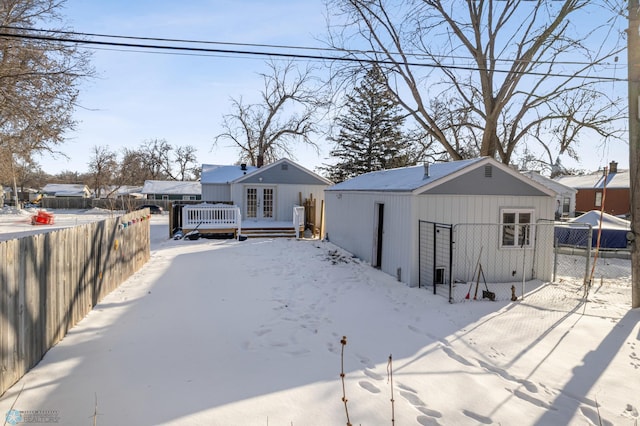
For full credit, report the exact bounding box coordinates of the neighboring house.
[141,180,202,201]
[522,171,577,220]
[554,161,630,218]
[41,183,91,198]
[200,158,332,223]
[324,157,556,290]
[95,185,144,199]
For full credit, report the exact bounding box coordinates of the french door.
[245,187,275,220]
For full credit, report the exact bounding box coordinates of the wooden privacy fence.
[0,211,151,396]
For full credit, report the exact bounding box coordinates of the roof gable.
[234,159,332,185]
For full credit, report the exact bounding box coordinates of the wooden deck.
[183,221,306,239]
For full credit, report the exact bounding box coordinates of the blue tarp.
[554,211,630,249]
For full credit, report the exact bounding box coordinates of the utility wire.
[0,27,628,82]
[3,25,625,68]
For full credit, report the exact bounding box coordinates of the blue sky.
[39,0,630,176]
[41,0,328,175]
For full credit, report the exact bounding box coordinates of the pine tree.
[323,66,412,182]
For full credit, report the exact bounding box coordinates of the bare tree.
[88,145,118,198]
[119,148,150,186]
[173,145,198,181]
[138,138,173,180]
[0,0,93,186]
[325,0,626,166]
[214,60,327,167]
[118,140,199,185]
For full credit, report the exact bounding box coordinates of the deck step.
[241,227,299,238]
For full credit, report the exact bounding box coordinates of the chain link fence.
[442,221,631,305]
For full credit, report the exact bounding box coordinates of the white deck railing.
[182,203,242,235]
[293,206,304,238]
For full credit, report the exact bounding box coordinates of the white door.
[245,187,275,220]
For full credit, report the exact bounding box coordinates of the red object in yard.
[31,210,55,225]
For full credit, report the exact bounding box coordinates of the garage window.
[501,209,534,248]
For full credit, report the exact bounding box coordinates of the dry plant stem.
[92,393,99,426]
[4,384,25,426]
[387,355,395,426]
[340,336,352,426]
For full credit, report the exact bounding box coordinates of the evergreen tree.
[323,66,412,182]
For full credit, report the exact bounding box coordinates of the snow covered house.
[41,183,91,198]
[522,171,577,219]
[200,159,331,226]
[324,157,557,293]
[554,161,630,218]
[141,180,201,201]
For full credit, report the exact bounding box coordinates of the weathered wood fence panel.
[0,211,150,396]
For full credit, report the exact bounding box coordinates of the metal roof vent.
[484,165,493,178]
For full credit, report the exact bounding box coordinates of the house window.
[182,195,196,200]
[501,209,534,248]
[162,195,169,201]
[594,192,602,207]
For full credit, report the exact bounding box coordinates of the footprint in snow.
[363,368,384,381]
[580,406,614,426]
[417,415,442,426]
[461,409,493,424]
[358,381,381,393]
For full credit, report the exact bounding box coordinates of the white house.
[522,171,577,219]
[324,157,557,296]
[201,159,332,225]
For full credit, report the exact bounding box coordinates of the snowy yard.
[0,209,638,425]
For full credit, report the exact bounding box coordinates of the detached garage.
[324,157,557,295]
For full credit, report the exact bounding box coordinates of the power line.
[5,25,625,68]
[0,26,628,82]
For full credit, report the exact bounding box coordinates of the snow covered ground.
[0,209,638,425]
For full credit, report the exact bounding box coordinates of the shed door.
[246,187,275,220]
[373,203,384,268]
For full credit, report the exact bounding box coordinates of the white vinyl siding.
[325,191,415,284]
[202,184,232,202]
[231,183,327,222]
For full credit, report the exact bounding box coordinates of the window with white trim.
[595,191,602,207]
[501,209,534,248]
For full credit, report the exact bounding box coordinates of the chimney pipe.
[423,162,430,178]
[609,161,618,174]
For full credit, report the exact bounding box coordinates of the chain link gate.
[419,221,453,302]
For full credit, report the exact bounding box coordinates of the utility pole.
[628,0,640,308]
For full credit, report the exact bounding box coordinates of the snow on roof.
[569,210,631,230]
[141,180,201,194]
[521,171,576,195]
[554,170,630,189]
[326,158,484,192]
[42,183,88,193]
[200,164,259,184]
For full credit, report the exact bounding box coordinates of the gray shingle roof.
[326,158,484,192]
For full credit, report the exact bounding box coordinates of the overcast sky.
[37,0,631,176]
